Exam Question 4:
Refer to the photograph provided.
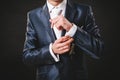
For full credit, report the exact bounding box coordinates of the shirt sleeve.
[65,23,77,37]
[49,43,60,62]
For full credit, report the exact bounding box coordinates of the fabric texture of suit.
[23,0,104,80]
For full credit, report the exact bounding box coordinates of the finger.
[51,16,61,26]
[59,38,74,47]
[50,17,60,28]
[56,38,72,49]
[61,36,71,42]
[58,45,70,51]
[51,15,64,26]
[58,48,70,54]
[54,20,63,30]
[65,38,74,44]
[51,15,65,29]
[55,36,71,43]
[55,16,69,30]
[50,19,54,28]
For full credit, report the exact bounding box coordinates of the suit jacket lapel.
[41,4,56,42]
[65,0,76,23]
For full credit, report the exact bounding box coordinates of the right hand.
[52,36,74,54]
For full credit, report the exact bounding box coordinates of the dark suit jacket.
[23,0,104,80]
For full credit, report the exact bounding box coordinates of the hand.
[52,36,74,54]
[50,15,73,31]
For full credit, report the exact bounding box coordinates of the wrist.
[66,23,73,32]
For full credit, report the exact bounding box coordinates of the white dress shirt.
[47,0,77,62]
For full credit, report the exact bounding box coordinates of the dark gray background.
[0,0,119,80]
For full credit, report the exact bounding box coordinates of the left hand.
[50,15,73,31]
[52,35,74,54]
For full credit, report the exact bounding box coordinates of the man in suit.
[23,0,104,80]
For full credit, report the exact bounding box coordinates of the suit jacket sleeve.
[73,6,104,59]
[22,12,56,66]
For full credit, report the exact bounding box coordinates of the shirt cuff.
[65,23,77,37]
[49,43,60,62]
